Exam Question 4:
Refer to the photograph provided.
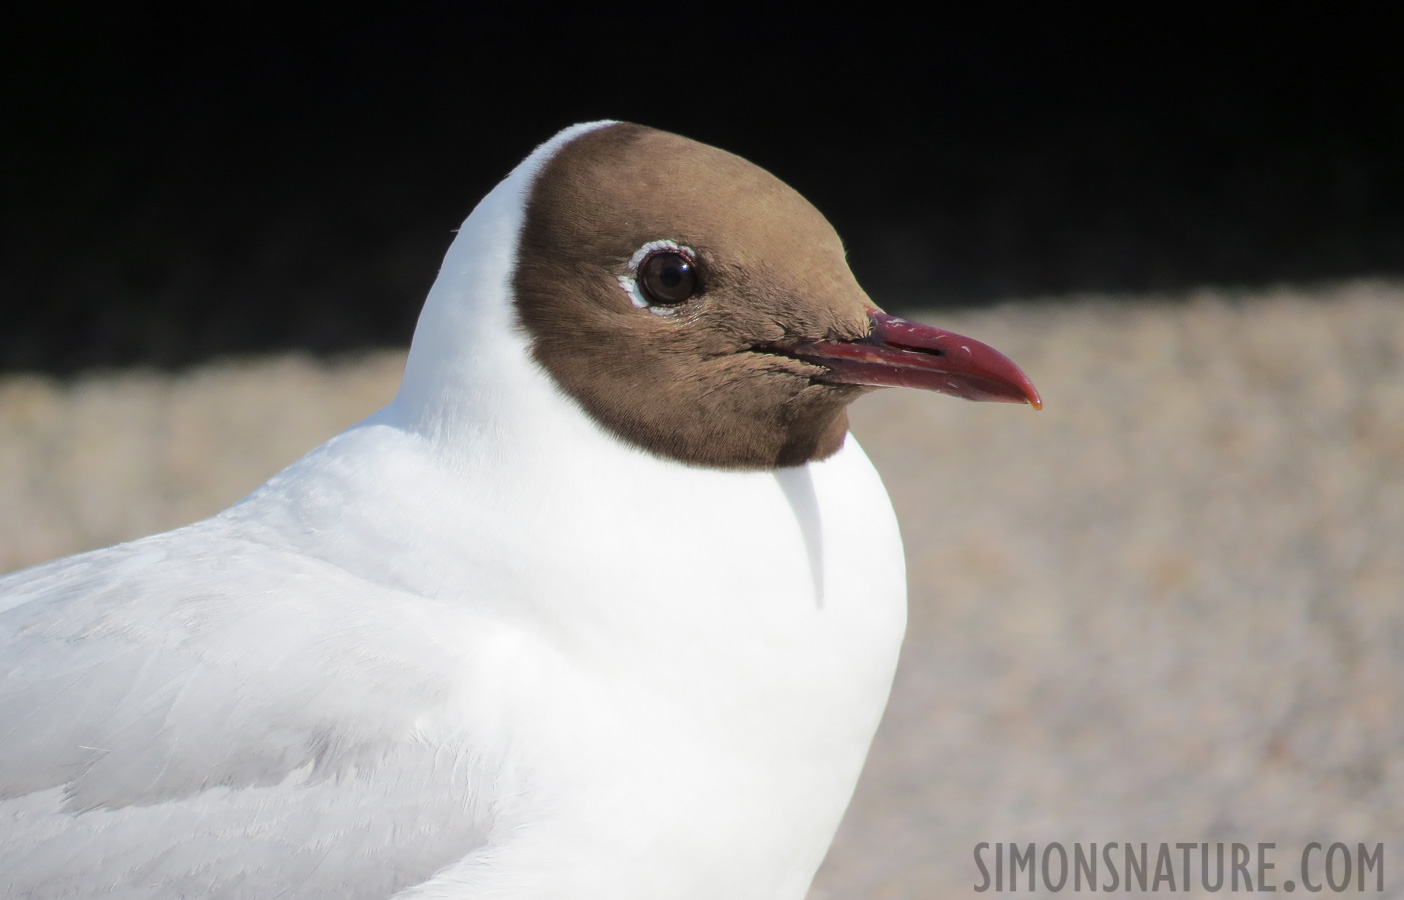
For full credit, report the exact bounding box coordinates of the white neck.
[387,121,617,470]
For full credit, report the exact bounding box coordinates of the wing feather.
[0,518,496,898]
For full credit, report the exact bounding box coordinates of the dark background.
[3,7,1400,373]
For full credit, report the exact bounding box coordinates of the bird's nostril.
[885,340,944,357]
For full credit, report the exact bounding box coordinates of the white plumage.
[0,123,907,898]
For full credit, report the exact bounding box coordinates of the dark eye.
[637,251,700,306]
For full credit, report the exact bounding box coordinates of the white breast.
[388,427,909,899]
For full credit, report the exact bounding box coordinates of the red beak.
[790,310,1042,409]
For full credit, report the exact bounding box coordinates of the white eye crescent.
[618,240,700,316]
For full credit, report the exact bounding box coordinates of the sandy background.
[3,283,1401,897]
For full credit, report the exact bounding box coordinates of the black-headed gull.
[0,122,1039,899]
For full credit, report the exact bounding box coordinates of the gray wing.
[0,522,494,899]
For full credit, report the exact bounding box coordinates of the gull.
[0,121,1040,899]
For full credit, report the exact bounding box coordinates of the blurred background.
[4,7,1402,371]
[3,7,1402,897]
